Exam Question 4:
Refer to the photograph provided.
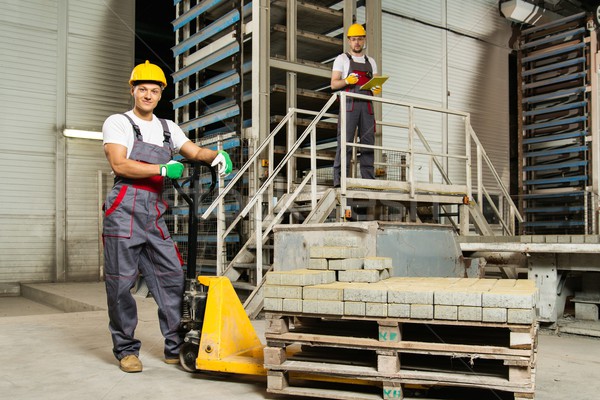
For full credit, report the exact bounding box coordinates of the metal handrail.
[200,90,524,279]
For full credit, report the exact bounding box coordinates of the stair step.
[233,263,272,270]
[231,281,257,291]
[247,244,274,250]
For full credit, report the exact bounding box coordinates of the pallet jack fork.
[172,161,265,375]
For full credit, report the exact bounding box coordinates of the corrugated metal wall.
[64,0,134,281]
[381,0,512,189]
[0,0,134,284]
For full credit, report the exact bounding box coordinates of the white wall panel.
[380,11,446,183]
[0,1,59,283]
[66,0,134,130]
[383,0,444,26]
[66,140,111,281]
[0,0,133,284]
[447,0,512,46]
[381,0,511,192]
[63,0,134,280]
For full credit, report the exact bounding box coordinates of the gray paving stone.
[410,304,434,319]
[328,258,364,270]
[434,305,458,320]
[482,307,507,323]
[387,303,410,318]
[344,301,366,316]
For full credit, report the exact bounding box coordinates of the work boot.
[119,354,143,373]
[164,357,179,365]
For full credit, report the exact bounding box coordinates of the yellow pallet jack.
[180,275,266,375]
[172,161,266,375]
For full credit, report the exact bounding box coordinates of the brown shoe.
[120,354,143,373]
[164,357,179,365]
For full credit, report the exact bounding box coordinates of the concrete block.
[434,289,482,307]
[303,282,347,301]
[434,305,458,320]
[308,258,328,270]
[584,235,599,243]
[264,285,302,299]
[344,301,366,316]
[575,303,599,320]
[338,268,389,283]
[458,306,482,321]
[282,298,303,313]
[363,257,393,270]
[571,235,585,244]
[482,290,536,309]
[493,279,517,288]
[513,279,537,290]
[410,304,434,319]
[265,272,282,285]
[366,302,388,317]
[388,303,410,318]
[328,258,364,270]
[310,246,365,259]
[482,307,507,323]
[343,282,388,303]
[302,299,344,315]
[388,286,434,305]
[270,269,336,286]
[264,298,283,312]
[507,308,537,324]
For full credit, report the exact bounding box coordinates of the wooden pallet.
[264,312,537,400]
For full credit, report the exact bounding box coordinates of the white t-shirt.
[102,111,190,158]
[332,53,378,78]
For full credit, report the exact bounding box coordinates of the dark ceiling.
[136,0,176,118]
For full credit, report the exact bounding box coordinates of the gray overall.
[102,114,184,361]
[333,53,376,187]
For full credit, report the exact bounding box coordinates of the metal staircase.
[198,92,522,313]
[518,12,594,234]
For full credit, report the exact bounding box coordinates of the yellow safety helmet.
[129,60,167,88]
[347,23,366,37]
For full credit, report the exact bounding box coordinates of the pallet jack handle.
[171,160,217,281]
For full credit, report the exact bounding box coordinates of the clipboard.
[360,75,389,90]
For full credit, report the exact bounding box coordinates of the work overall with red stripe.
[333,53,376,187]
[102,114,184,361]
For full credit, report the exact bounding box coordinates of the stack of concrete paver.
[264,243,538,324]
[263,242,538,400]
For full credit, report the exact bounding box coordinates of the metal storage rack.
[170,0,348,279]
[518,12,597,234]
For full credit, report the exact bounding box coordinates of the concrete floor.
[0,282,599,400]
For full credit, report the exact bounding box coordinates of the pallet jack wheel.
[180,342,199,372]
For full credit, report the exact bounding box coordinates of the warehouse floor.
[0,282,598,400]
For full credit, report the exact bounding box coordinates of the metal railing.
[201,91,523,278]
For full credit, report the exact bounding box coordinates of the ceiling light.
[63,129,103,140]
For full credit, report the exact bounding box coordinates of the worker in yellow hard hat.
[101,60,232,373]
[330,23,380,187]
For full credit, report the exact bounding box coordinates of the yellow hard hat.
[347,23,366,37]
[129,60,167,88]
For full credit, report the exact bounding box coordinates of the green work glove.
[159,160,184,179]
[211,150,232,177]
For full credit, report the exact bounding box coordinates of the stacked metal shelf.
[170,0,344,280]
[170,0,251,275]
[519,12,591,234]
